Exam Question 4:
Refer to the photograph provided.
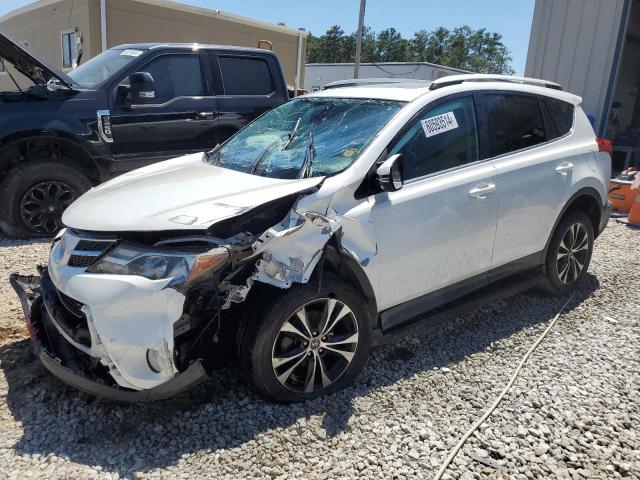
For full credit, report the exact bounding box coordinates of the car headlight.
[86,242,230,287]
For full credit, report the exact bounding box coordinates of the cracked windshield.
[206,97,404,179]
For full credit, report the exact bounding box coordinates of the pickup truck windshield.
[206,97,404,179]
[68,48,144,88]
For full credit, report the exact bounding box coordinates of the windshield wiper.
[297,132,316,179]
[250,138,281,174]
[282,117,301,150]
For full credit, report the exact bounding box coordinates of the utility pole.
[354,0,366,79]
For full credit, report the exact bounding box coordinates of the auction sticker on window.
[421,111,458,138]
[120,49,143,57]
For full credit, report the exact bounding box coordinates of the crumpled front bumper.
[9,271,208,402]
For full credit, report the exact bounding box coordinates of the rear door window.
[218,56,274,95]
[482,94,547,157]
[545,97,575,138]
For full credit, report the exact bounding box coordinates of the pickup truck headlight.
[86,242,230,287]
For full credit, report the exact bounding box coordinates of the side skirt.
[372,261,543,347]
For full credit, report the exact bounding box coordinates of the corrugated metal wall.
[525,0,628,133]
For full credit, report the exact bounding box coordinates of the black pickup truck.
[0,31,289,238]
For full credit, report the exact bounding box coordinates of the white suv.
[11,74,611,403]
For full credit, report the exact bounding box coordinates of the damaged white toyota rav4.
[12,74,611,403]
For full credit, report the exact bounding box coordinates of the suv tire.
[238,275,372,403]
[0,161,92,239]
[541,211,594,295]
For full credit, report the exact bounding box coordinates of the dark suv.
[0,31,289,238]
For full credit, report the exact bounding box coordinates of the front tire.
[238,276,372,403]
[0,161,92,238]
[542,211,594,295]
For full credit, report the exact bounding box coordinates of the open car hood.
[62,153,325,232]
[0,29,75,88]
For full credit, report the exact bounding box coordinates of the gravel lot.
[0,221,638,480]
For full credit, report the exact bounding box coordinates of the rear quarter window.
[219,56,275,95]
[545,97,575,138]
[482,93,547,158]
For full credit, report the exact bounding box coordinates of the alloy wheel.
[556,222,589,284]
[20,181,77,234]
[271,298,359,393]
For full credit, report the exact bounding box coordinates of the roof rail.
[429,74,563,91]
[324,78,431,90]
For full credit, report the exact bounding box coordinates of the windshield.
[68,48,145,88]
[206,97,404,179]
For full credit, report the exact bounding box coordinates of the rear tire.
[541,211,594,295]
[238,276,372,403]
[0,161,92,239]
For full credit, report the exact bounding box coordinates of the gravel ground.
[0,222,638,480]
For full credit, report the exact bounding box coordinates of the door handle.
[196,111,215,119]
[555,162,574,174]
[469,183,497,199]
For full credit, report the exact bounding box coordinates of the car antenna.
[1,59,23,93]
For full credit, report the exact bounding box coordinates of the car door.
[477,92,572,272]
[110,52,219,171]
[371,94,499,326]
[211,53,285,142]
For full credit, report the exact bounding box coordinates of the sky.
[0,0,536,74]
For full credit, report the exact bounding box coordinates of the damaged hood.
[0,29,75,88]
[62,153,324,232]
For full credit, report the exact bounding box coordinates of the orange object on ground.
[609,167,639,213]
[628,192,640,225]
[609,180,639,212]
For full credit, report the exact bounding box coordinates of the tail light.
[597,138,612,155]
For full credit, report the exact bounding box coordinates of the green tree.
[306,24,514,74]
[423,27,450,64]
[375,28,411,62]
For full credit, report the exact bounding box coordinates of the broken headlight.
[86,242,229,287]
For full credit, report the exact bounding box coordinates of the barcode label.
[421,111,459,138]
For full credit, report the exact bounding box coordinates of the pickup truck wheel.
[541,211,594,295]
[0,161,92,238]
[239,276,372,403]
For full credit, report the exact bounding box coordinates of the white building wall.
[525,0,629,134]
[304,62,468,91]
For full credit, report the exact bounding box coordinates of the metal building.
[305,62,469,91]
[526,0,639,174]
[0,0,307,91]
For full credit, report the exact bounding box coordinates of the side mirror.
[129,72,156,105]
[376,154,404,192]
[116,84,131,107]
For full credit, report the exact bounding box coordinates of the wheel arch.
[322,242,379,329]
[0,130,103,184]
[543,187,604,260]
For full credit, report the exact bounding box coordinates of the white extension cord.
[433,295,574,480]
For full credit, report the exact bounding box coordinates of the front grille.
[68,254,100,268]
[41,270,91,347]
[76,239,113,251]
[64,230,116,269]
[57,289,85,318]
